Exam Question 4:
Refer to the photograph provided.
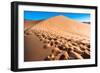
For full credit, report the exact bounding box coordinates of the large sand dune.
[24,15,90,61]
[24,20,42,31]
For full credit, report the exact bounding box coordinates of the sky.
[24,11,90,22]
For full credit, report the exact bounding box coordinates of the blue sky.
[24,11,90,22]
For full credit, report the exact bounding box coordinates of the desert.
[24,15,90,61]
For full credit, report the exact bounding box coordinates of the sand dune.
[24,20,43,31]
[24,15,90,61]
[31,15,90,38]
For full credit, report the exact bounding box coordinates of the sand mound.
[24,20,43,31]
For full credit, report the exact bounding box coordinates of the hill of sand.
[31,15,90,39]
[24,20,43,31]
[24,15,90,61]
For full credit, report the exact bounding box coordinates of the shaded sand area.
[24,15,90,61]
[24,33,52,61]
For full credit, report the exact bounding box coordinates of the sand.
[24,33,52,61]
[24,20,42,31]
[24,15,90,61]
